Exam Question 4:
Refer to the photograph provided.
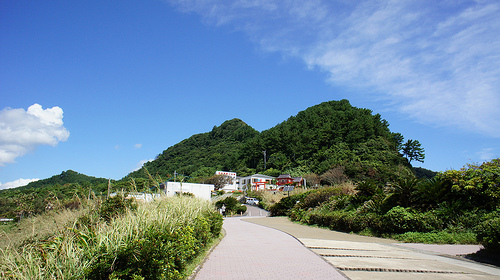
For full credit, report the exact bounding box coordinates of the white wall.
[164,182,214,201]
[216,171,238,191]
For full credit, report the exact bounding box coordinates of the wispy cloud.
[134,144,143,149]
[0,104,70,165]
[0,178,40,190]
[167,0,500,137]
[477,148,497,162]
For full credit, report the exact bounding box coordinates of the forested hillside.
[125,118,259,180]
[127,99,417,185]
[0,170,109,218]
[240,100,411,182]
[18,170,108,191]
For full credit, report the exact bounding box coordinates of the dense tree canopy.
[125,118,259,180]
[241,100,411,181]
[127,100,415,183]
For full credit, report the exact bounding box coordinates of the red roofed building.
[277,174,306,187]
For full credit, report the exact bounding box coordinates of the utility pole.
[263,151,267,170]
[107,179,111,198]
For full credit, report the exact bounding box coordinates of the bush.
[378,206,442,234]
[296,188,341,210]
[215,197,246,215]
[235,204,247,215]
[204,209,223,237]
[391,230,477,244]
[297,209,377,233]
[86,223,199,280]
[99,194,138,222]
[86,197,223,279]
[475,217,500,252]
[215,197,237,210]
[1,197,223,280]
[323,194,352,211]
[269,192,311,216]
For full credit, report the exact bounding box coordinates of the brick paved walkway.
[194,216,347,280]
[248,216,500,280]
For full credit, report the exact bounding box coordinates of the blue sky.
[1,0,499,189]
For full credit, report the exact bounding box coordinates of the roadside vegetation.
[266,159,500,251]
[0,195,222,279]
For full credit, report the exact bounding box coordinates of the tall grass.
[0,196,222,280]
[0,207,87,250]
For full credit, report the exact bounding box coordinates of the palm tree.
[414,177,448,210]
[391,177,420,208]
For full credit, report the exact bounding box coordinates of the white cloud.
[0,178,40,190]
[167,0,500,137]
[134,144,143,149]
[132,159,154,172]
[0,104,70,165]
[477,148,496,162]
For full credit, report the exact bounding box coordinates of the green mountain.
[18,170,109,191]
[0,170,109,218]
[127,99,414,184]
[241,100,409,182]
[125,118,259,180]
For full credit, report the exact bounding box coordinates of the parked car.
[246,197,259,205]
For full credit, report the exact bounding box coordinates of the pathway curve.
[248,216,500,280]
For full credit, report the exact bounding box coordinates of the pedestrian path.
[194,216,347,280]
[248,216,500,280]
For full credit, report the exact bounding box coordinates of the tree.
[392,132,404,151]
[303,173,321,188]
[205,174,233,190]
[439,158,500,210]
[320,166,348,185]
[390,177,420,208]
[402,139,425,163]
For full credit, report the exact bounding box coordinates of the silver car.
[246,197,259,205]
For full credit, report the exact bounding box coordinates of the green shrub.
[475,217,500,252]
[391,230,477,244]
[215,197,244,215]
[205,210,223,237]
[85,223,198,280]
[296,188,341,210]
[300,209,377,233]
[215,197,237,209]
[378,206,442,234]
[269,191,312,216]
[235,204,247,214]
[1,197,223,280]
[85,197,223,279]
[99,194,137,222]
[323,194,352,211]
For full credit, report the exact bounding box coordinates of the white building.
[237,174,276,191]
[162,182,214,200]
[215,171,238,192]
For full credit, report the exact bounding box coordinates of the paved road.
[194,206,500,280]
[248,216,500,280]
[194,206,347,280]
